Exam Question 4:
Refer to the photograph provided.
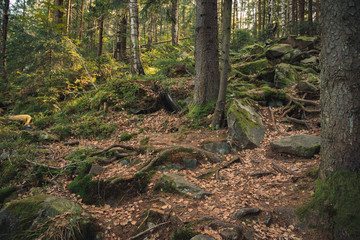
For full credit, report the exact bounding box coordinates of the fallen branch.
[268,107,278,132]
[90,144,141,157]
[25,159,77,170]
[97,152,138,164]
[286,116,310,129]
[286,94,319,106]
[299,104,320,113]
[271,162,290,174]
[197,156,243,179]
[280,105,296,118]
[128,221,170,240]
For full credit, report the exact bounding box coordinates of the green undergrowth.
[170,227,197,240]
[188,99,216,121]
[296,170,360,238]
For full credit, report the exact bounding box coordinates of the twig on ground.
[90,144,141,157]
[286,116,310,129]
[128,221,170,240]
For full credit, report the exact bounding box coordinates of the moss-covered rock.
[300,56,320,70]
[227,99,266,149]
[270,135,320,157]
[283,49,309,64]
[265,44,293,59]
[274,63,302,88]
[234,59,271,75]
[0,194,98,240]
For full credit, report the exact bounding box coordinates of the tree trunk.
[154,14,158,42]
[320,0,360,179]
[262,0,266,29]
[281,0,286,36]
[79,0,84,40]
[292,0,297,33]
[66,0,71,34]
[194,0,220,105]
[171,0,179,44]
[258,0,261,32]
[129,0,145,75]
[298,0,304,34]
[55,0,64,24]
[232,0,237,31]
[97,17,104,57]
[119,15,127,60]
[1,0,9,81]
[213,0,232,129]
[315,0,320,23]
[308,0,313,36]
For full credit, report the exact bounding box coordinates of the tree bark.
[66,0,71,34]
[79,0,84,40]
[281,0,286,37]
[315,0,320,23]
[171,0,179,44]
[291,0,297,33]
[55,0,64,24]
[119,15,127,60]
[258,0,261,32]
[262,0,266,29]
[129,0,145,75]
[1,0,9,81]
[298,0,304,34]
[308,0,313,36]
[320,0,360,178]
[213,0,232,129]
[97,16,104,57]
[194,0,220,105]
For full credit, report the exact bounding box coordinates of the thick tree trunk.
[129,0,145,75]
[171,0,179,44]
[320,0,360,179]
[308,0,313,36]
[1,0,9,81]
[194,0,220,105]
[213,0,232,129]
[97,17,104,57]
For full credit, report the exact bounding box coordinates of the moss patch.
[297,170,360,238]
[235,59,271,75]
[188,99,216,120]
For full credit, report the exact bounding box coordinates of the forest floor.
[13,95,324,239]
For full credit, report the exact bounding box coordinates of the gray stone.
[203,141,232,155]
[0,152,10,161]
[220,231,238,240]
[227,99,266,149]
[89,164,105,176]
[191,235,217,240]
[300,56,319,68]
[266,44,293,59]
[283,49,309,64]
[160,174,212,199]
[182,158,197,169]
[270,135,321,157]
[120,160,129,166]
[296,80,319,93]
[234,207,261,218]
[274,63,301,88]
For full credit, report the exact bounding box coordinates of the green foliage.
[297,170,360,238]
[231,29,254,50]
[188,100,216,120]
[68,174,98,202]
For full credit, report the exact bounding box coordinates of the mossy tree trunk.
[213,0,232,129]
[320,0,360,178]
[194,0,220,106]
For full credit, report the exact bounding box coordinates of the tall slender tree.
[171,0,179,44]
[257,0,261,32]
[1,0,10,81]
[213,0,232,129]
[193,0,219,106]
[129,0,144,75]
[308,0,313,35]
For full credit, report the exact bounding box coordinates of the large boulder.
[274,63,302,88]
[270,135,321,157]
[300,56,320,70]
[203,141,232,155]
[282,35,318,50]
[227,99,266,149]
[283,49,310,64]
[0,194,97,240]
[266,44,293,59]
[234,59,271,75]
[159,173,212,199]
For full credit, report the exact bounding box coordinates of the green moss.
[295,36,317,41]
[274,63,301,89]
[295,144,320,157]
[227,99,260,133]
[297,170,360,238]
[68,174,98,202]
[6,194,48,220]
[120,133,134,141]
[306,167,319,179]
[188,99,216,120]
[170,227,197,240]
[0,186,16,204]
[235,59,271,75]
